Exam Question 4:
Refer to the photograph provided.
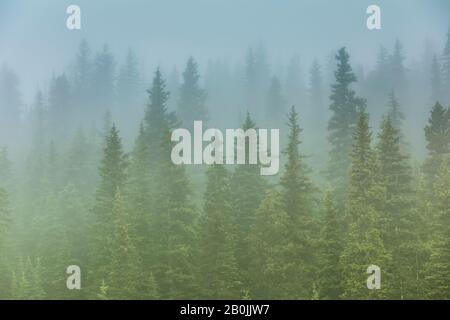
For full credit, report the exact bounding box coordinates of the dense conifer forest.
[0,2,450,300]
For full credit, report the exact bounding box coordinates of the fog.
[1,0,449,101]
[0,0,450,300]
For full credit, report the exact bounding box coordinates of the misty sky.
[1,0,450,103]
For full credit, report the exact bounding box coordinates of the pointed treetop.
[242,111,256,130]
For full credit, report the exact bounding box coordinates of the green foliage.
[425,160,450,299]
[106,189,153,299]
[328,47,366,207]
[340,112,392,299]
[423,102,450,184]
[376,117,423,299]
[318,191,343,299]
[249,190,292,299]
[198,164,242,299]
[230,112,266,288]
[177,57,208,126]
[149,122,198,299]
[1,43,449,301]
[92,124,128,293]
[387,90,404,133]
[279,106,316,298]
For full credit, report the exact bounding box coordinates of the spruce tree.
[12,257,46,300]
[150,122,197,299]
[94,124,128,223]
[92,124,128,294]
[279,106,315,298]
[340,112,391,299]
[387,90,405,133]
[106,189,156,299]
[318,190,342,299]
[327,47,366,208]
[198,164,241,299]
[249,190,292,299]
[127,123,152,261]
[144,68,176,167]
[425,160,450,299]
[177,57,208,127]
[376,117,423,299]
[423,102,450,183]
[230,112,266,289]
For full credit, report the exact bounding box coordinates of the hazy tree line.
[0,28,450,299]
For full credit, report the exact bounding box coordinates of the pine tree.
[127,123,153,265]
[425,159,450,299]
[92,124,128,293]
[198,164,242,299]
[279,106,316,298]
[150,122,197,299]
[94,124,128,222]
[12,257,46,300]
[376,117,423,299]
[106,189,155,299]
[177,57,208,127]
[318,190,343,299]
[387,90,405,133]
[248,190,292,299]
[423,102,450,183]
[340,112,391,299]
[144,68,177,167]
[280,106,313,219]
[328,48,366,208]
[230,112,266,289]
[97,280,109,300]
